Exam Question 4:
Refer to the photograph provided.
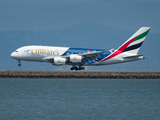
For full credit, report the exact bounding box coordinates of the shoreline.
[0,70,160,79]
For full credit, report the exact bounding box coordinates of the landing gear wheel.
[71,67,74,70]
[18,64,21,67]
[70,66,85,71]
[75,67,78,71]
[18,61,21,67]
[79,66,85,70]
[82,67,85,70]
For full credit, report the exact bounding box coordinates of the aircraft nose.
[10,52,17,59]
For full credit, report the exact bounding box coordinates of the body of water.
[0,79,160,120]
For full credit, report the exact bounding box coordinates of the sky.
[0,0,160,70]
[0,0,160,33]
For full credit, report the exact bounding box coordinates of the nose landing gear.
[18,61,21,67]
[70,66,85,71]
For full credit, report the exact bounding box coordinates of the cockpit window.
[15,51,18,52]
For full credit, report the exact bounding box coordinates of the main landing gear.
[18,61,21,67]
[70,66,85,71]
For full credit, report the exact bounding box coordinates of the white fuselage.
[11,45,144,66]
[11,46,68,62]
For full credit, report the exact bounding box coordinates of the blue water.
[0,79,160,120]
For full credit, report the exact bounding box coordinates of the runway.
[0,70,160,79]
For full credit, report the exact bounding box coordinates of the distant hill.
[0,23,159,70]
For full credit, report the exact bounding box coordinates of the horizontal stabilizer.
[123,54,147,59]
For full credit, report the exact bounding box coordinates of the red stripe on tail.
[101,37,136,61]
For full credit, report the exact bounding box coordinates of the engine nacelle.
[53,57,66,65]
[70,55,82,63]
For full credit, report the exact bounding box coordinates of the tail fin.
[101,27,150,62]
[118,27,150,54]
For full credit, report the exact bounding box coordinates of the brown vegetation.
[0,71,160,79]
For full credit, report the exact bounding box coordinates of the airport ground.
[0,70,160,79]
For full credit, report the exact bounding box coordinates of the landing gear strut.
[70,65,85,71]
[18,61,21,67]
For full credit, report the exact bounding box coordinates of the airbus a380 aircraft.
[11,27,150,70]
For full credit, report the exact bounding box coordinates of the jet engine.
[53,57,66,65]
[70,55,82,62]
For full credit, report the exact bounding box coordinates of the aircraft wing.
[62,50,111,65]
[44,50,111,65]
